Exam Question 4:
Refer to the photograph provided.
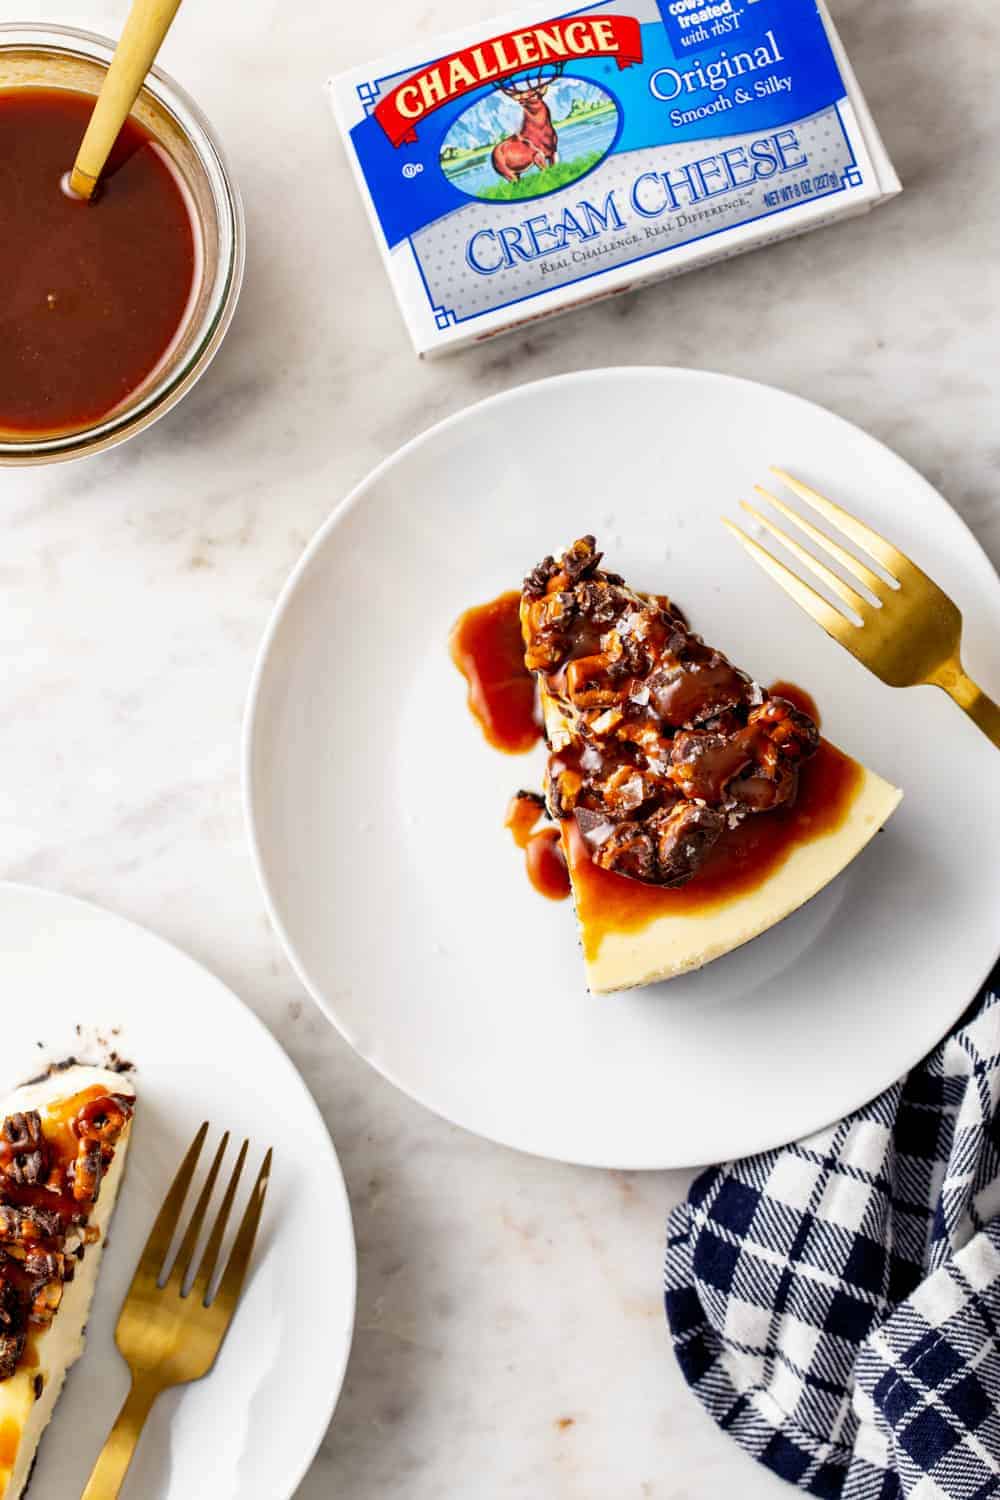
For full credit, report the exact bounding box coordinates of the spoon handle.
[69,0,184,200]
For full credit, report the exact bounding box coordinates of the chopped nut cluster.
[0,1089,133,1380]
[520,537,820,887]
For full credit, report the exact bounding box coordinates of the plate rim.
[0,878,357,1499]
[242,364,1000,1170]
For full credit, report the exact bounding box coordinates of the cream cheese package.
[329,0,900,355]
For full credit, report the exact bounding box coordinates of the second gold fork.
[81,1124,272,1500]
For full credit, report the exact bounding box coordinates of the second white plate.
[0,883,356,1500]
[245,367,1000,1169]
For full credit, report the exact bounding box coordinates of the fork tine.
[190,1139,248,1306]
[770,467,903,578]
[210,1149,272,1314]
[164,1132,230,1293]
[126,1121,208,1293]
[722,520,860,646]
[739,500,870,619]
[753,485,888,597]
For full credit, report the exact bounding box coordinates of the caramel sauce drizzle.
[449,591,541,754]
[505,794,570,902]
[452,590,862,935]
[562,740,861,958]
[0,1417,19,1471]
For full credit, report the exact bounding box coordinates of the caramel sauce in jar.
[0,89,196,439]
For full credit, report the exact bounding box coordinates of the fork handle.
[81,1375,161,1500]
[934,661,1000,750]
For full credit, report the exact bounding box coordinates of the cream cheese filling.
[575,763,902,993]
[541,688,902,994]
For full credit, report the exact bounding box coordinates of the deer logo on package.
[491,63,562,182]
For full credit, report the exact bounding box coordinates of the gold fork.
[723,467,1000,750]
[81,1124,272,1500]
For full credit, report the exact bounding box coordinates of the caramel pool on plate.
[449,590,542,755]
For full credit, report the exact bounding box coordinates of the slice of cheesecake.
[521,537,901,994]
[0,1066,135,1500]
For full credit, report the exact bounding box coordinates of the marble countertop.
[5,0,999,1494]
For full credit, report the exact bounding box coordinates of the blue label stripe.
[407,100,859,327]
[351,3,845,249]
[342,1,858,324]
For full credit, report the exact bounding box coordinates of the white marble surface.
[4,0,999,1494]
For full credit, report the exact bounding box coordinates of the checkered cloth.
[665,963,1000,1500]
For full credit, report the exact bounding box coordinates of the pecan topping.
[29,1278,63,1327]
[0,1331,24,1382]
[2,1112,42,1151]
[0,1270,26,1379]
[74,1095,130,1149]
[0,1203,63,1242]
[0,1110,48,1188]
[520,538,820,888]
[69,1140,103,1203]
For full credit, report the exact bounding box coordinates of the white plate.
[0,883,355,1499]
[244,367,1000,1169]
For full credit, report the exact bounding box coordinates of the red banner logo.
[373,15,643,147]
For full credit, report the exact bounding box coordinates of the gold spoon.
[69,0,184,200]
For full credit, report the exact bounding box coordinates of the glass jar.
[0,23,245,464]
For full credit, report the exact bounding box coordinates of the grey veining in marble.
[4,0,999,1494]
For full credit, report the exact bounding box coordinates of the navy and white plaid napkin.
[665,962,1000,1500]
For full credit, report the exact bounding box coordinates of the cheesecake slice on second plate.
[0,1065,135,1500]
